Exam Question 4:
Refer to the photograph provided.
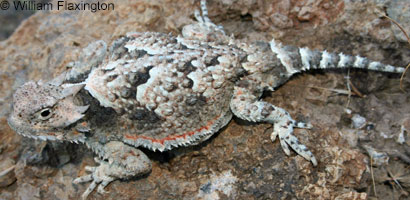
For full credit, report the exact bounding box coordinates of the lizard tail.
[269,39,405,76]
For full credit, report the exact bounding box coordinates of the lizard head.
[8,73,90,143]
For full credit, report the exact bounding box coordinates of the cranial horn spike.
[64,113,86,127]
[49,71,68,86]
[61,83,85,98]
[76,105,90,114]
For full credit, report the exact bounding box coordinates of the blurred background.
[0,0,50,41]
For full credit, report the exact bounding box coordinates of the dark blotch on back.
[129,50,147,59]
[197,95,207,106]
[177,59,197,73]
[180,44,188,50]
[207,56,220,66]
[181,78,194,88]
[130,108,160,123]
[109,36,131,60]
[185,94,207,106]
[110,36,148,60]
[127,65,153,87]
[130,108,148,120]
[185,95,197,106]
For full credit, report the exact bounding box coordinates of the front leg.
[74,141,152,199]
[230,87,317,166]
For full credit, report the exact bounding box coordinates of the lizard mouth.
[7,114,86,144]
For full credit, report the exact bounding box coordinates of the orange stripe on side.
[124,114,221,145]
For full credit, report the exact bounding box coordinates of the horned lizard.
[7,0,405,198]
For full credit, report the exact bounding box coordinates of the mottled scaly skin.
[7,0,405,199]
[80,32,247,152]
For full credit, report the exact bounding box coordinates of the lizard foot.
[74,141,152,199]
[73,157,116,199]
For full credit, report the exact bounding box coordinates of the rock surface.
[0,0,409,199]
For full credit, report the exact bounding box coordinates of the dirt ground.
[0,0,409,199]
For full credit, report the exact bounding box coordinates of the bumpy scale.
[7,0,405,198]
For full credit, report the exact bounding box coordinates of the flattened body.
[85,32,245,151]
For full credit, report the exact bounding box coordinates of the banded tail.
[269,39,405,76]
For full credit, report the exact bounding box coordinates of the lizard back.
[84,32,245,151]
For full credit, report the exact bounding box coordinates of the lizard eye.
[38,108,52,120]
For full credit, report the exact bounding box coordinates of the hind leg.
[182,0,227,42]
[230,87,317,166]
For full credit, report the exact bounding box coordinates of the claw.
[270,131,278,142]
[81,181,98,200]
[73,157,120,199]
[97,179,114,194]
[279,139,291,156]
[274,125,318,166]
[97,185,108,194]
[73,146,152,198]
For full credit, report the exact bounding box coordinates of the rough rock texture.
[0,0,409,199]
